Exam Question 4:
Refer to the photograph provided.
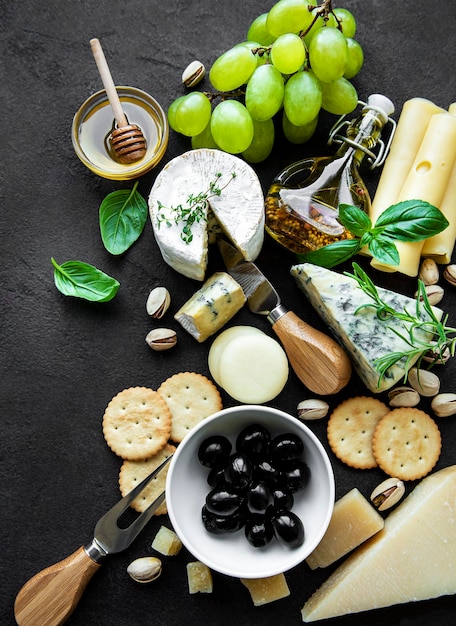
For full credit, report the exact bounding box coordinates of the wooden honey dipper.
[90,38,147,164]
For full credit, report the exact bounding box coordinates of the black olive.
[272,487,294,510]
[236,423,271,459]
[207,467,227,488]
[246,481,272,514]
[198,435,232,469]
[205,485,243,516]
[280,460,311,493]
[270,432,304,462]
[224,453,254,489]
[245,513,274,548]
[271,510,305,548]
[202,505,246,534]
[255,457,281,486]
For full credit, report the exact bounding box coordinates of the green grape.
[283,70,322,126]
[245,64,284,121]
[343,38,364,79]
[242,118,275,163]
[267,0,315,37]
[320,77,358,115]
[191,120,218,150]
[270,33,306,75]
[247,12,276,45]
[282,111,318,144]
[209,45,257,92]
[333,8,357,38]
[308,26,348,83]
[210,100,254,154]
[237,41,268,67]
[174,92,212,137]
[167,95,186,133]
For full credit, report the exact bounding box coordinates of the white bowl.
[166,405,335,579]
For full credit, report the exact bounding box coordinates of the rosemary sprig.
[346,262,456,384]
[157,171,237,244]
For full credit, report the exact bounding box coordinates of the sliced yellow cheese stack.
[306,488,384,569]
[372,111,456,275]
[301,465,456,622]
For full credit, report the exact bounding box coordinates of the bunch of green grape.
[168,0,364,163]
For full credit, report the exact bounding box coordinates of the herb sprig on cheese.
[347,262,456,382]
[156,171,236,244]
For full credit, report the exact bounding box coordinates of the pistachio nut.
[297,399,329,420]
[388,386,420,408]
[182,60,206,88]
[418,258,439,285]
[146,328,177,351]
[146,287,171,319]
[414,284,444,306]
[443,264,456,287]
[422,343,451,365]
[127,556,162,583]
[431,393,456,417]
[407,367,440,397]
[370,477,405,511]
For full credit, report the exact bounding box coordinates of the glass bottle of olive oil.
[265,94,395,255]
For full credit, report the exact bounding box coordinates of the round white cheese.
[148,149,265,280]
[208,325,263,385]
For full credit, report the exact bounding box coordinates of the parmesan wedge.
[301,465,456,622]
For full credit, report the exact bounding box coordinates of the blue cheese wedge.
[291,263,443,392]
[174,272,246,342]
[148,149,264,280]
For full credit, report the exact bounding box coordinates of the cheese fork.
[14,455,172,626]
[218,238,352,395]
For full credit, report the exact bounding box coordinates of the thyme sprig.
[346,263,456,384]
[157,171,237,244]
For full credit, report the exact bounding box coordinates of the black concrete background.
[1,1,456,624]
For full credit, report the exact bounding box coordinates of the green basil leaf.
[374,200,449,242]
[368,236,400,265]
[297,238,361,268]
[338,204,372,237]
[51,258,120,302]
[99,181,147,255]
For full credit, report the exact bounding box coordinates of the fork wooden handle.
[271,310,352,395]
[14,546,101,626]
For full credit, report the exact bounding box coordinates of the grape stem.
[301,0,344,37]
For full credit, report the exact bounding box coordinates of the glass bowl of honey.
[72,86,169,180]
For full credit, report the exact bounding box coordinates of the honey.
[72,87,169,180]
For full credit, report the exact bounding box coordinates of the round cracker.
[158,372,222,443]
[103,387,172,461]
[372,407,441,481]
[327,396,389,469]
[119,444,176,514]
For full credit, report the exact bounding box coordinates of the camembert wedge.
[149,149,264,280]
[291,263,443,392]
[301,466,456,621]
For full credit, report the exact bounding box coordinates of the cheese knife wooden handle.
[269,308,352,395]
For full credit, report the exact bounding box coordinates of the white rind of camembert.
[291,263,443,392]
[301,465,456,621]
[149,149,264,280]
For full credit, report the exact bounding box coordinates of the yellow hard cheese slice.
[148,149,264,280]
[301,465,456,622]
[306,488,384,569]
[241,574,290,606]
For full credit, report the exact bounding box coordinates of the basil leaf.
[338,204,372,237]
[368,236,400,265]
[51,258,120,302]
[298,238,361,268]
[99,181,147,255]
[374,199,449,242]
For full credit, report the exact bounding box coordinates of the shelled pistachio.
[146,328,177,351]
[146,287,171,319]
[418,258,439,285]
[407,367,440,397]
[370,477,405,511]
[388,386,420,408]
[127,556,162,583]
[431,393,456,417]
[297,399,329,420]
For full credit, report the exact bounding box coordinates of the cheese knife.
[218,238,351,395]
[14,455,171,626]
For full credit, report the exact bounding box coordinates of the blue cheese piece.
[148,149,264,280]
[291,263,443,392]
[174,272,246,342]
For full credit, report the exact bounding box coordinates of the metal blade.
[218,239,280,316]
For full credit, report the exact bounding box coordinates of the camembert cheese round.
[148,149,264,280]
